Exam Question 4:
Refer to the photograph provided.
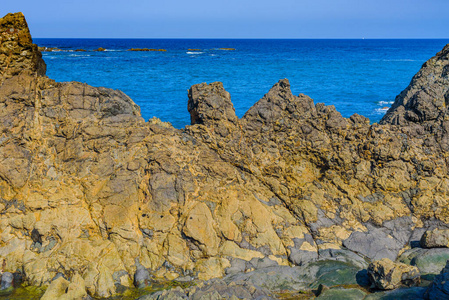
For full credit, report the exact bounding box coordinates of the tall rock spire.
[0,12,46,83]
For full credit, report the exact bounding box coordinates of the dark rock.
[425,260,449,299]
[365,287,426,300]
[381,44,449,126]
[127,48,167,52]
[188,82,238,126]
[316,287,367,299]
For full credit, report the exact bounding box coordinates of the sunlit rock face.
[1,11,449,298]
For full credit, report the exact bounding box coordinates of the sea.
[34,38,448,129]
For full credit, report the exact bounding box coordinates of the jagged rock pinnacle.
[381,43,449,126]
[0,12,46,82]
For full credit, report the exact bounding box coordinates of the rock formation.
[1,11,449,298]
[367,258,420,290]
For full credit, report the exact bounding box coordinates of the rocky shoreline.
[1,12,449,299]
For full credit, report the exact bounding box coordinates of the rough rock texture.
[368,258,420,290]
[425,260,449,300]
[1,11,449,298]
[421,228,449,248]
[139,278,275,300]
[381,44,449,126]
[0,12,46,83]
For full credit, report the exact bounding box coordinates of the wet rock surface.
[139,278,275,300]
[1,11,449,299]
[425,260,449,300]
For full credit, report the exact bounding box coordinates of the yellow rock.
[166,231,190,267]
[220,241,264,261]
[183,202,219,256]
[41,277,69,300]
[196,257,230,281]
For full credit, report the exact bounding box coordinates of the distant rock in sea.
[1,11,449,299]
[128,48,167,52]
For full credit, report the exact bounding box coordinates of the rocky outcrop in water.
[1,11,449,299]
[381,44,449,127]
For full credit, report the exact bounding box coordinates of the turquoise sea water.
[35,38,448,128]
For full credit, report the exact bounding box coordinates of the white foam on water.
[67,54,91,57]
[377,101,394,106]
[186,51,204,55]
[374,107,389,114]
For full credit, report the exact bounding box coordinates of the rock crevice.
[1,11,449,298]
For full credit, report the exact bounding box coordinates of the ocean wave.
[67,54,91,57]
[186,51,204,55]
[374,107,389,114]
[370,59,416,62]
[377,101,394,106]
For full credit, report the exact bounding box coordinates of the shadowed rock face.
[381,44,449,126]
[1,12,449,298]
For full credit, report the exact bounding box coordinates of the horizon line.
[33,37,449,40]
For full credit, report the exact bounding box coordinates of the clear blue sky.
[2,0,448,38]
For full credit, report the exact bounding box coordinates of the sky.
[1,0,449,38]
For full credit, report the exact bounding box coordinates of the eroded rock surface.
[368,258,420,290]
[0,11,449,298]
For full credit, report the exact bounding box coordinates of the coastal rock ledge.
[1,12,449,299]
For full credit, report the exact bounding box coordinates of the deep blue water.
[34,38,448,128]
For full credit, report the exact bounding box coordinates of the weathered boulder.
[421,228,449,248]
[368,258,420,290]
